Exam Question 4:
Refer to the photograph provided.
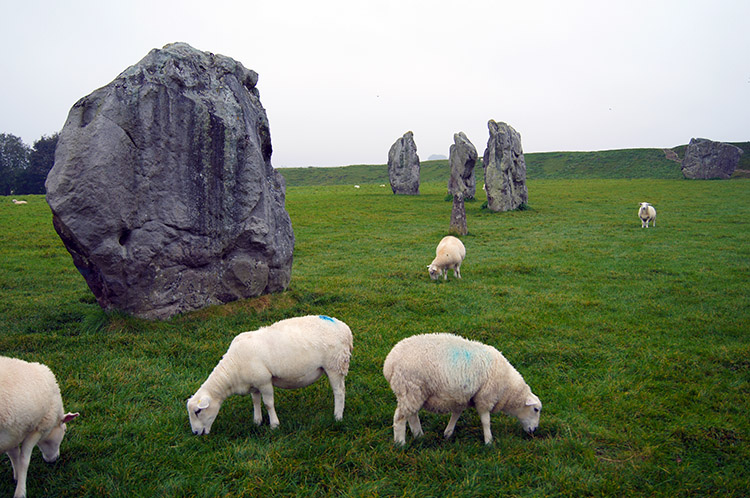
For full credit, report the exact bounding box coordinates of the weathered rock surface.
[447,132,477,199]
[46,42,294,320]
[449,193,468,236]
[681,138,743,179]
[388,131,420,195]
[482,120,528,211]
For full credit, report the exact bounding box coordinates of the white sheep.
[428,236,466,280]
[638,202,656,228]
[187,315,353,435]
[0,356,79,498]
[383,333,542,445]
[11,199,27,205]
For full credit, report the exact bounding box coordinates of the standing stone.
[447,132,477,199]
[45,42,294,320]
[449,193,468,236]
[388,131,420,195]
[681,138,743,179]
[482,120,529,212]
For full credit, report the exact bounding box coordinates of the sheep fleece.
[0,357,65,451]
[383,333,540,443]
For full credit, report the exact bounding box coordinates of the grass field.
[1,173,748,496]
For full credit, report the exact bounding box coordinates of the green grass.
[1,176,749,497]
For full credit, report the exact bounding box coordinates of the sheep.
[187,315,353,435]
[383,333,542,445]
[427,236,466,280]
[0,356,79,498]
[11,199,27,205]
[638,202,656,228]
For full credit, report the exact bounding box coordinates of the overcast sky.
[2,0,748,167]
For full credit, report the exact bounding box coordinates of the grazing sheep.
[11,199,27,205]
[383,333,541,445]
[428,236,466,280]
[0,356,79,498]
[187,315,353,435]
[638,202,656,228]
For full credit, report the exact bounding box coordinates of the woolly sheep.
[11,199,27,205]
[187,315,353,435]
[383,333,541,445]
[638,202,656,228]
[428,236,466,280]
[0,356,79,498]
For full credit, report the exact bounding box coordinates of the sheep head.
[427,264,442,280]
[38,412,79,462]
[187,394,220,435]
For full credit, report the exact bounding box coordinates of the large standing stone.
[681,138,743,179]
[388,131,420,195]
[482,120,529,212]
[447,132,477,199]
[45,42,294,320]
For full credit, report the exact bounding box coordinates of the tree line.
[0,132,58,196]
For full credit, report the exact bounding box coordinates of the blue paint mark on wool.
[319,315,335,323]
[450,348,473,365]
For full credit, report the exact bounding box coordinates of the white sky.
[1,0,748,167]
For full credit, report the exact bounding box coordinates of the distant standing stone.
[449,193,468,236]
[482,120,529,212]
[45,42,295,320]
[681,138,743,179]
[388,131,420,195]
[448,132,477,199]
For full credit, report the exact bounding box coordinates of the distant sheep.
[638,202,656,228]
[428,236,466,280]
[383,333,541,445]
[11,199,27,205]
[1,356,79,498]
[187,315,353,435]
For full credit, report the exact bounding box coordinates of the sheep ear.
[525,394,540,406]
[62,412,79,423]
[197,397,210,409]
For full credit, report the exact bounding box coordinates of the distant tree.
[0,133,30,196]
[25,133,59,194]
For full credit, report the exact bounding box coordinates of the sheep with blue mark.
[187,315,353,435]
[383,333,541,445]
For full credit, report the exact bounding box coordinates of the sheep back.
[434,236,466,266]
[225,315,353,386]
[383,333,524,414]
[0,356,64,451]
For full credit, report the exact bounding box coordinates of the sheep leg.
[259,384,280,429]
[251,391,263,425]
[407,413,423,438]
[6,446,20,481]
[12,433,41,498]
[479,410,493,444]
[393,407,409,445]
[443,410,463,439]
[454,265,462,279]
[326,371,346,421]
